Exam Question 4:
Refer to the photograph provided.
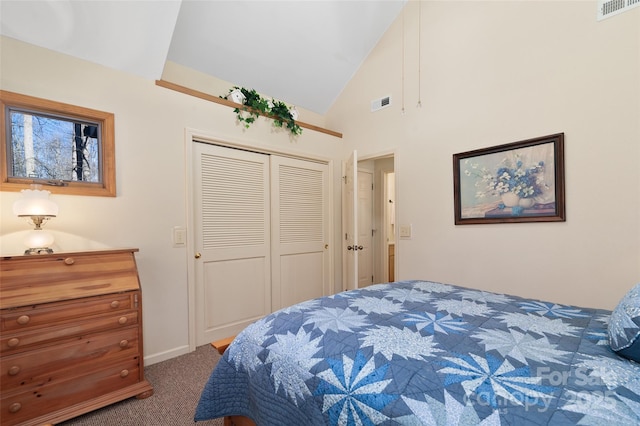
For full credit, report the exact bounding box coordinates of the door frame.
[184,128,335,352]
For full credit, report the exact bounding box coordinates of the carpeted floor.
[59,344,224,426]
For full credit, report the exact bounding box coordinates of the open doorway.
[384,170,395,282]
[357,155,395,285]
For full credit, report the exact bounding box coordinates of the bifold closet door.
[270,156,330,310]
[193,142,271,345]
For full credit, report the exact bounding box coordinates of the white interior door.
[343,150,358,291]
[193,142,271,346]
[271,156,330,310]
[357,170,373,287]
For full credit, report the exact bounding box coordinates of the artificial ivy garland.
[223,87,302,136]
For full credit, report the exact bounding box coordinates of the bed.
[194,280,640,425]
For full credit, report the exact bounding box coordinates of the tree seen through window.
[9,110,100,183]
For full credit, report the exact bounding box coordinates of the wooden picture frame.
[453,133,565,225]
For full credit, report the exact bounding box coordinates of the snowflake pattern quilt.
[194,280,640,425]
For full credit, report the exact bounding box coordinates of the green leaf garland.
[223,87,302,136]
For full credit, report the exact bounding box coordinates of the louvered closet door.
[271,156,330,310]
[194,142,271,345]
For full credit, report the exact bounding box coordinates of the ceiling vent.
[371,96,392,112]
[597,0,640,20]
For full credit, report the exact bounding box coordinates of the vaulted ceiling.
[0,1,406,114]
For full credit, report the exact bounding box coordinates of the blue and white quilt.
[194,280,640,425]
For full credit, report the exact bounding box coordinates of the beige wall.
[327,1,640,310]
[0,36,344,364]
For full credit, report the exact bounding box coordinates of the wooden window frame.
[0,90,116,197]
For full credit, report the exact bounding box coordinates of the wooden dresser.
[0,248,153,426]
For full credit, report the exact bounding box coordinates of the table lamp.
[12,184,58,254]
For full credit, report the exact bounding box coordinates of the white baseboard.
[144,344,191,366]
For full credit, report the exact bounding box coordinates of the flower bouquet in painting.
[465,155,551,216]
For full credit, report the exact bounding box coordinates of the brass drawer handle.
[118,316,128,325]
[120,369,129,378]
[8,365,21,376]
[64,257,75,265]
[111,300,120,309]
[16,315,30,325]
[7,338,20,348]
[9,402,21,413]
[119,339,129,348]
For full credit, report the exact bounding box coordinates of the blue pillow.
[608,283,640,362]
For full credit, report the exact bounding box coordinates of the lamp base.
[24,247,54,255]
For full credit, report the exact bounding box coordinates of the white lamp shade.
[13,187,58,217]
[24,229,55,248]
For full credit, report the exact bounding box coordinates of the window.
[1,90,115,196]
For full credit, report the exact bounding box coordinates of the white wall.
[327,1,640,310]
[0,36,344,364]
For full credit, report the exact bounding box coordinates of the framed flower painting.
[453,133,565,224]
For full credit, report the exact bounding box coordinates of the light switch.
[173,226,186,247]
[399,224,412,239]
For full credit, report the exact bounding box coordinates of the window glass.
[8,109,101,183]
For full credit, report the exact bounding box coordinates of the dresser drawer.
[1,326,139,390]
[1,310,138,355]
[0,250,140,309]
[1,358,141,426]
[1,292,136,333]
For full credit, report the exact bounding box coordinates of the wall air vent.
[371,95,392,112]
[597,0,640,20]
